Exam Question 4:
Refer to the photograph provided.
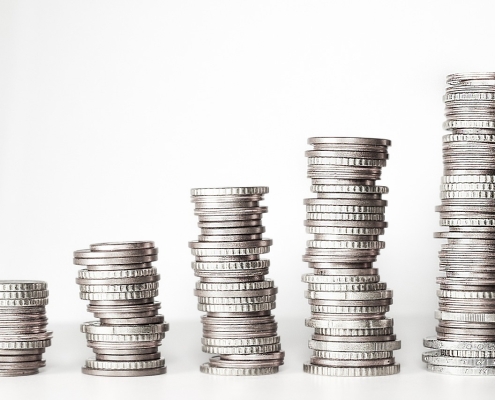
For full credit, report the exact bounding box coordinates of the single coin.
[81,322,168,335]
[85,358,165,370]
[208,356,283,368]
[220,351,285,361]
[0,281,47,292]
[311,334,396,343]
[91,347,159,355]
[81,366,166,376]
[308,137,391,146]
[74,248,158,259]
[74,255,158,266]
[191,187,269,196]
[311,350,392,360]
[305,318,393,329]
[99,316,165,326]
[85,332,165,342]
[202,343,281,355]
[423,350,495,367]
[96,352,161,362]
[90,241,155,251]
[309,339,400,352]
[201,336,279,347]
[76,267,157,280]
[435,310,495,323]
[426,363,495,376]
[424,336,495,351]
[0,360,45,370]
[305,290,392,301]
[199,363,278,375]
[303,363,399,376]
[310,356,395,367]
[76,275,160,285]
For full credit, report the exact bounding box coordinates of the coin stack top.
[189,187,285,375]
[423,73,495,376]
[303,137,400,377]
[0,280,52,377]
[74,241,168,377]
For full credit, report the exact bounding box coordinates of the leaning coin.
[99,316,165,325]
[74,255,158,266]
[74,248,158,259]
[81,322,168,334]
[208,356,283,368]
[90,241,155,251]
[220,351,285,361]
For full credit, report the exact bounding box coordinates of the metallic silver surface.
[424,73,495,375]
[190,188,284,374]
[302,139,399,375]
[73,241,168,376]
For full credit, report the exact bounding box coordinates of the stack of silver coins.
[302,137,401,377]
[0,280,51,376]
[423,73,495,376]
[74,241,168,377]
[189,187,285,376]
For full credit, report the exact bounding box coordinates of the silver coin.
[0,281,47,292]
[81,366,166,376]
[208,356,283,368]
[303,363,399,376]
[199,363,278,375]
[426,363,495,376]
[96,352,161,361]
[310,356,394,367]
[99,316,165,325]
[74,248,158,259]
[423,350,495,367]
[74,255,158,266]
[90,241,155,251]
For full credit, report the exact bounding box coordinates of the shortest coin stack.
[0,280,52,376]
[74,241,168,377]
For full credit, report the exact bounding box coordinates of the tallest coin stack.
[423,73,495,376]
[302,137,401,377]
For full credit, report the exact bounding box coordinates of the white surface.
[1,0,495,397]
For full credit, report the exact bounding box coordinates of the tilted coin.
[74,248,158,259]
[90,241,155,251]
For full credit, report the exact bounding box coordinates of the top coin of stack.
[74,241,168,377]
[303,137,401,377]
[423,73,495,376]
[0,280,52,377]
[189,187,285,376]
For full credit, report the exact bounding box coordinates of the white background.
[1,0,495,398]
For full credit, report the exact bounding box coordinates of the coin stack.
[189,187,285,376]
[423,73,495,376]
[302,137,401,377]
[0,280,52,376]
[74,241,168,377]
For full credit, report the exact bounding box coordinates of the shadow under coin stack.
[0,280,51,376]
[423,73,495,376]
[189,187,285,376]
[74,241,168,377]
[302,137,401,377]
